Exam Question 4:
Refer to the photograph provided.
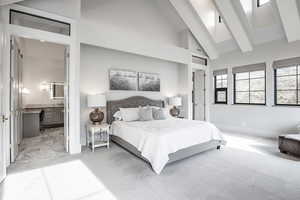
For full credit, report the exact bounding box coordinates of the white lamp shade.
[87,94,106,108]
[169,97,182,106]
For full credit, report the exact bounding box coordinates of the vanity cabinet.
[23,109,42,138]
[41,107,64,129]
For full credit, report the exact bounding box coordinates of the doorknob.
[2,115,8,123]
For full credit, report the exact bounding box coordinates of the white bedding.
[111,119,225,174]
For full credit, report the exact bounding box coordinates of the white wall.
[22,38,65,106]
[18,0,81,19]
[210,39,300,138]
[80,44,181,143]
[81,0,181,47]
[79,0,191,65]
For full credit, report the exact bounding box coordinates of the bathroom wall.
[21,38,66,106]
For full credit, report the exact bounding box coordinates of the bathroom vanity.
[23,104,64,138]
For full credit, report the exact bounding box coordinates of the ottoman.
[279,134,300,157]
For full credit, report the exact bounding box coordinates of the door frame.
[0,23,7,183]
[191,62,210,122]
[1,4,81,167]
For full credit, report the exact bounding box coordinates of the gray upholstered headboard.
[107,96,164,124]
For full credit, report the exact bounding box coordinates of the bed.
[107,96,226,174]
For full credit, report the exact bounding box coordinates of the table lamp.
[169,96,182,117]
[87,94,106,124]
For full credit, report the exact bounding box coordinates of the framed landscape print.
[138,72,160,92]
[109,69,137,90]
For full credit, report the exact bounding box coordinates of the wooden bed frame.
[107,96,224,165]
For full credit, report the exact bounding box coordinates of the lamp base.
[89,108,104,124]
[170,106,180,117]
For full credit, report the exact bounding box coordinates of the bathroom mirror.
[50,82,64,99]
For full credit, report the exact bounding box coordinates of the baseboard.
[215,124,280,139]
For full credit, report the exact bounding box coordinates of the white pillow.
[161,108,174,119]
[113,111,122,121]
[119,107,140,122]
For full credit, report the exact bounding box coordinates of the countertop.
[23,104,64,109]
[23,109,42,114]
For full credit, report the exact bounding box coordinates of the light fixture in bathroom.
[22,88,30,94]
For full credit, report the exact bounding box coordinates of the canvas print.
[138,72,160,92]
[109,69,137,90]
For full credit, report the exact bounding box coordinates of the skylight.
[257,0,270,7]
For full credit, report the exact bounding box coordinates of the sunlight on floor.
[224,133,273,155]
[1,160,117,200]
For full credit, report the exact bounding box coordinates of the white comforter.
[111,119,225,174]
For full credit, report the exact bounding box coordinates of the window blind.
[232,63,266,74]
[273,57,300,69]
[213,69,228,76]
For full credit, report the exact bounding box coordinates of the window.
[233,63,266,105]
[192,56,207,66]
[213,69,228,104]
[275,65,300,106]
[257,0,270,7]
[218,16,222,23]
[10,10,71,36]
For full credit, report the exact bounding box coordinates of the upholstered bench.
[279,134,300,157]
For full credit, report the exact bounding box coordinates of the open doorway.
[9,36,70,166]
[192,69,206,121]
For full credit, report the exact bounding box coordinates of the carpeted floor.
[2,133,300,200]
[9,127,68,170]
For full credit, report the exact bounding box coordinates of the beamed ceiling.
[170,0,300,59]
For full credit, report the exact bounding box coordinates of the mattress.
[111,119,225,174]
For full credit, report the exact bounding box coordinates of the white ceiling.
[171,0,300,58]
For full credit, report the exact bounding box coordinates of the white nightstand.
[86,122,110,152]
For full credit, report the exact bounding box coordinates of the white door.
[0,24,7,183]
[193,70,206,121]
[10,37,20,162]
[64,47,70,152]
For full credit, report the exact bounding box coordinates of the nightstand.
[86,123,110,152]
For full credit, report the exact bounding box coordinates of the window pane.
[250,92,265,104]
[216,75,222,80]
[298,66,300,74]
[277,76,297,90]
[236,80,249,91]
[277,90,297,104]
[10,10,70,36]
[221,75,227,80]
[235,92,249,103]
[217,91,226,102]
[250,70,264,78]
[222,80,228,88]
[216,80,222,88]
[250,78,265,91]
[236,72,249,80]
[277,66,297,76]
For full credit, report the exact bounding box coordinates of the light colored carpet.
[1,133,300,200]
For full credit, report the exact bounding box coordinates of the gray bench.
[279,134,300,157]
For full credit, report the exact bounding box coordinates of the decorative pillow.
[139,106,153,121]
[119,107,140,122]
[113,111,122,121]
[152,108,166,120]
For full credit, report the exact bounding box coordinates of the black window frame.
[214,74,228,104]
[233,70,266,105]
[274,66,300,106]
[9,9,71,36]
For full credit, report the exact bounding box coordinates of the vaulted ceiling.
[171,0,300,59]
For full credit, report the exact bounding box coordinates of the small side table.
[86,123,110,152]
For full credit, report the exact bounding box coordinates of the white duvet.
[111,119,225,174]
